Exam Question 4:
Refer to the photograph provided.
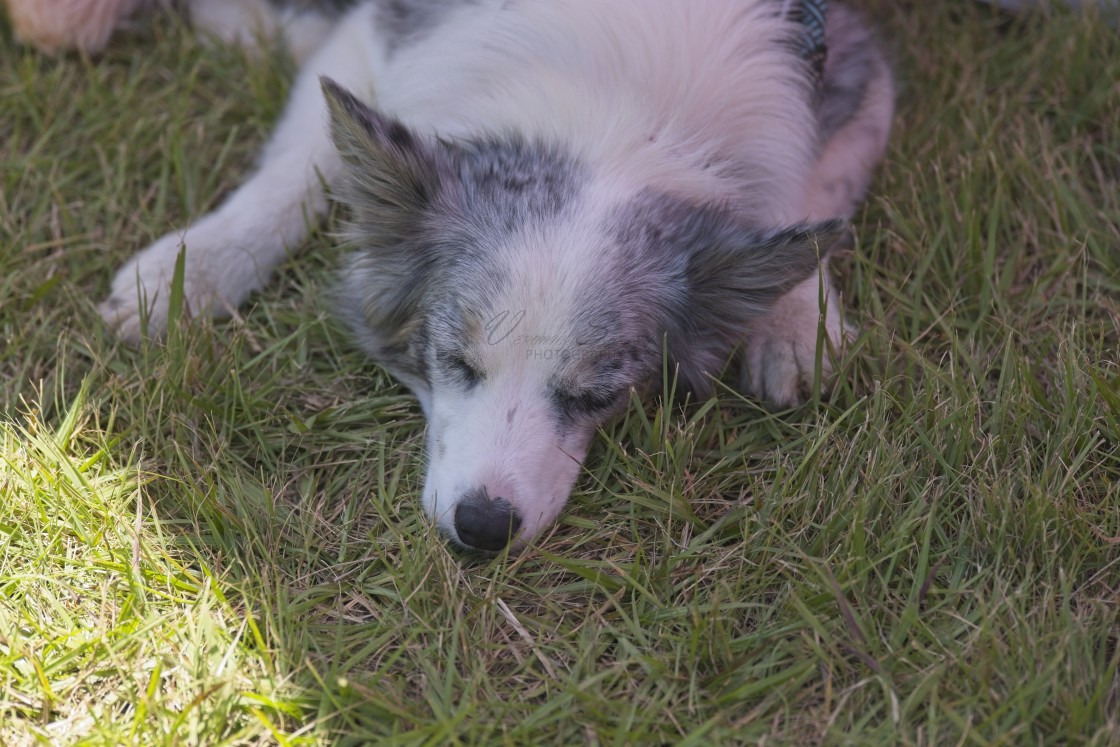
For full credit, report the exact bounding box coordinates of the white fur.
[101,3,376,340]
[377,1,817,221]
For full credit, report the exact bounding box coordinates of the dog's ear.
[321,76,443,241]
[666,217,846,392]
[683,219,844,319]
[321,77,443,391]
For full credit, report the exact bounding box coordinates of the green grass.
[1,1,1118,744]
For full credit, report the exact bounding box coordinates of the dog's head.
[322,79,841,551]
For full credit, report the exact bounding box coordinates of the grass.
[1,0,1118,744]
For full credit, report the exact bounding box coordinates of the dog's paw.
[740,275,851,409]
[99,229,224,344]
[741,324,845,408]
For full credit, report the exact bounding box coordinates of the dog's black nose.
[453,489,522,551]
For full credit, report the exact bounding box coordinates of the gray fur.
[264,0,366,15]
[524,191,846,429]
[604,191,845,394]
[267,0,487,54]
[440,134,586,237]
[373,0,485,53]
[546,346,646,428]
[817,4,890,141]
[543,303,653,428]
[323,78,443,388]
[323,77,586,391]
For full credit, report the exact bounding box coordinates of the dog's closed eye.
[438,352,485,388]
[551,386,620,418]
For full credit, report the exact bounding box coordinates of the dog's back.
[361,1,819,225]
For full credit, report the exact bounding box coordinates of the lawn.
[1,1,1118,744]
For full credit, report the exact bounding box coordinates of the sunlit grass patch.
[0,382,299,745]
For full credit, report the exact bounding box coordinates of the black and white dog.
[100,0,894,551]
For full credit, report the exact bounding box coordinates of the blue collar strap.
[785,0,828,80]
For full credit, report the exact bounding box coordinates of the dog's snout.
[453,489,522,551]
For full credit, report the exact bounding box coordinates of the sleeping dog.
[99,0,894,551]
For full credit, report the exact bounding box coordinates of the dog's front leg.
[100,7,380,342]
[740,3,895,407]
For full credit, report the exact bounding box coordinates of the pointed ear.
[320,76,443,239]
[322,78,443,386]
[667,218,847,391]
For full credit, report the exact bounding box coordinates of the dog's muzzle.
[453,488,522,551]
